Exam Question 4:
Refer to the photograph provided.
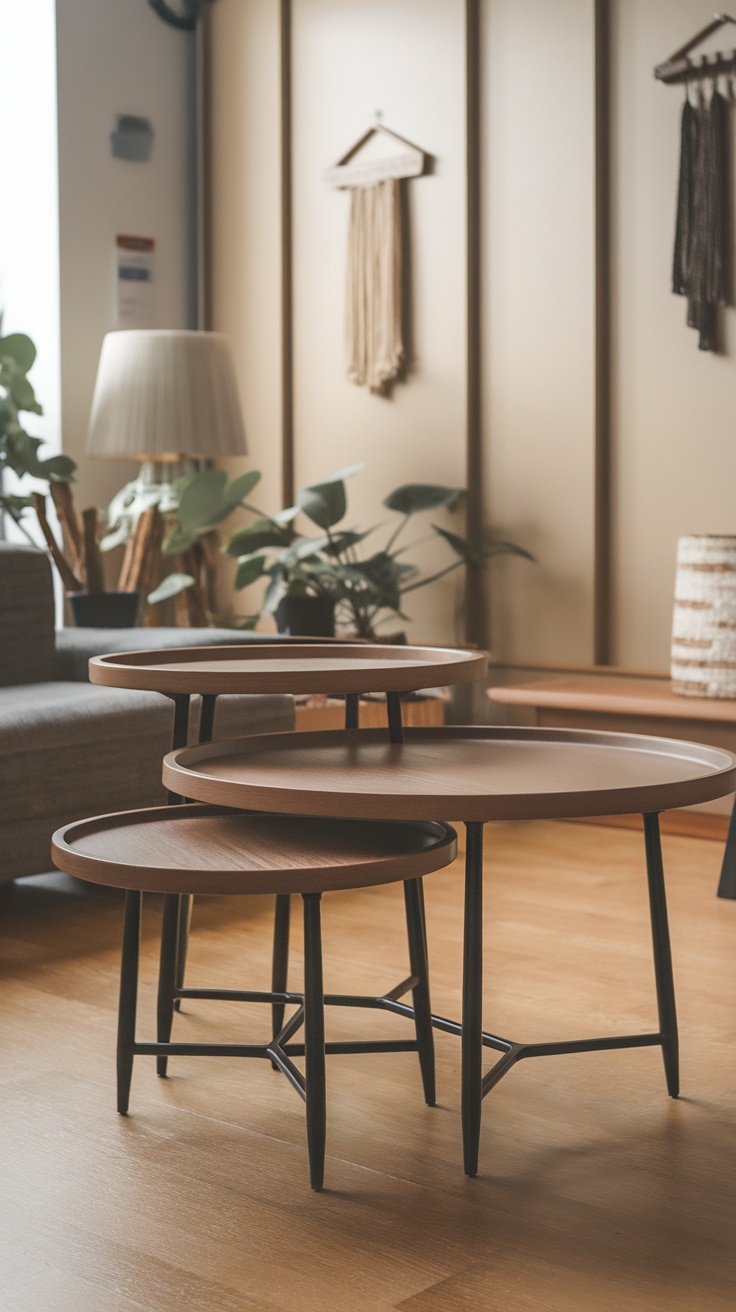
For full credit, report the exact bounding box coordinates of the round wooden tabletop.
[162,725,736,824]
[88,643,486,696]
[52,804,458,896]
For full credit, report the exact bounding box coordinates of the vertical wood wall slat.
[465,0,484,648]
[594,0,612,664]
[280,0,295,509]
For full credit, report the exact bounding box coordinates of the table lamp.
[86,329,248,507]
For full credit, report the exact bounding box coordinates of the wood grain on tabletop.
[51,806,457,896]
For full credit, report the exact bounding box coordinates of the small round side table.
[52,805,457,1190]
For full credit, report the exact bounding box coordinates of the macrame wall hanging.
[327,122,429,396]
[655,14,735,353]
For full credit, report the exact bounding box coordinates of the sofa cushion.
[54,624,284,681]
[0,681,294,872]
[0,544,55,685]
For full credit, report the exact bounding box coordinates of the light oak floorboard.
[1,822,735,1310]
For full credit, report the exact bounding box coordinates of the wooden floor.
[2,821,736,1311]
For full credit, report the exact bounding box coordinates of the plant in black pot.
[163,462,532,639]
[0,331,142,626]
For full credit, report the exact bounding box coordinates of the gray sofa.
[0,542,295,881]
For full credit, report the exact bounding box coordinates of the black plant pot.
[274,594,335,638]
[68,591,141,628]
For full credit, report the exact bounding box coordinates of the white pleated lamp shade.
[86,330,247,460]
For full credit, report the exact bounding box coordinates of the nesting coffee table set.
[52,643,736,1190]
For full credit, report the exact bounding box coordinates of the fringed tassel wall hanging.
[327,121,429,396]
[656,17,735,353]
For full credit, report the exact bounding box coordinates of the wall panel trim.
[594,0,612,664]
[280,0,294,509]
[465,0,484,648]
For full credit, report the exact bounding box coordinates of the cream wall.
[56,0,196,513]
[610,0,736,669]
[481,0,596,664]
[207,0,736,664]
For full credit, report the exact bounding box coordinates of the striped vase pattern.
[671,535,736,698]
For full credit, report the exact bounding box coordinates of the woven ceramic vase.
[671,535,736,698]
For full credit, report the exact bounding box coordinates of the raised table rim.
[88,642,487,695]
[161,725,736,824]
[51,804,458,896]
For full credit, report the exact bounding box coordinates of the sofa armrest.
[54,626,285,682]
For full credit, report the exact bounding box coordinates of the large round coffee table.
[163,724,736,1177]
[89,643,487,1065]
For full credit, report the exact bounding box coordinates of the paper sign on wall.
[114,234,155,328]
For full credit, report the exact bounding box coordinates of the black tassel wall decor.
[672,88,730,352]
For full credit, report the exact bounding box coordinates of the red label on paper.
[116,235,155,252]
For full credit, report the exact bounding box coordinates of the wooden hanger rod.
[655,12,736,83]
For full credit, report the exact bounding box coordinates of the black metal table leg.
[717,797,736,898]
[643,813,679,1097]
[344,693,359,729]
[403,877,436,1105]
[461,822,484,1177]
[174,694,217,1009]
[303,892,326,1192]
[271,893,291,1042]
[156,893,180,1078]
[117,890,141,1115]
[386,691,404,744]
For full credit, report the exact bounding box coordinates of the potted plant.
[0,332,146,626]
[0,332,76,537]
[161,463,532,639]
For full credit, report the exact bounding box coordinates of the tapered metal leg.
[303,893,326,1192]
[461,822,484,1176]
[198,693,217,745]
[643,813,679,1097]
[271,894,291,1041]
[156,894,180,1077]
[173,694,216,1009]
[386,691,404,744]
[173,894,193,1013]
[345,693,359,729]
[403,878,436,1105]
[117,890,141,1115]
[717,798,736,898]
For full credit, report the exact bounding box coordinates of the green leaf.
[36,453,76,483]
[274,503,300,524]
[480,539,535,562]
[298,479,346,530]
[0,333,36,372]
[262,572,287,612]
[177,468,230,532]
[147,573,195,605]
[0,492,33,516]
[324,528,372,557]
[432,525,483,567]
[318,461,365,485]
[383,484,464,516]
[99,524,131,552]
[226,518,293,556]
[226,469,261,504]
[163,527,199,556]
[234,555,267,589]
